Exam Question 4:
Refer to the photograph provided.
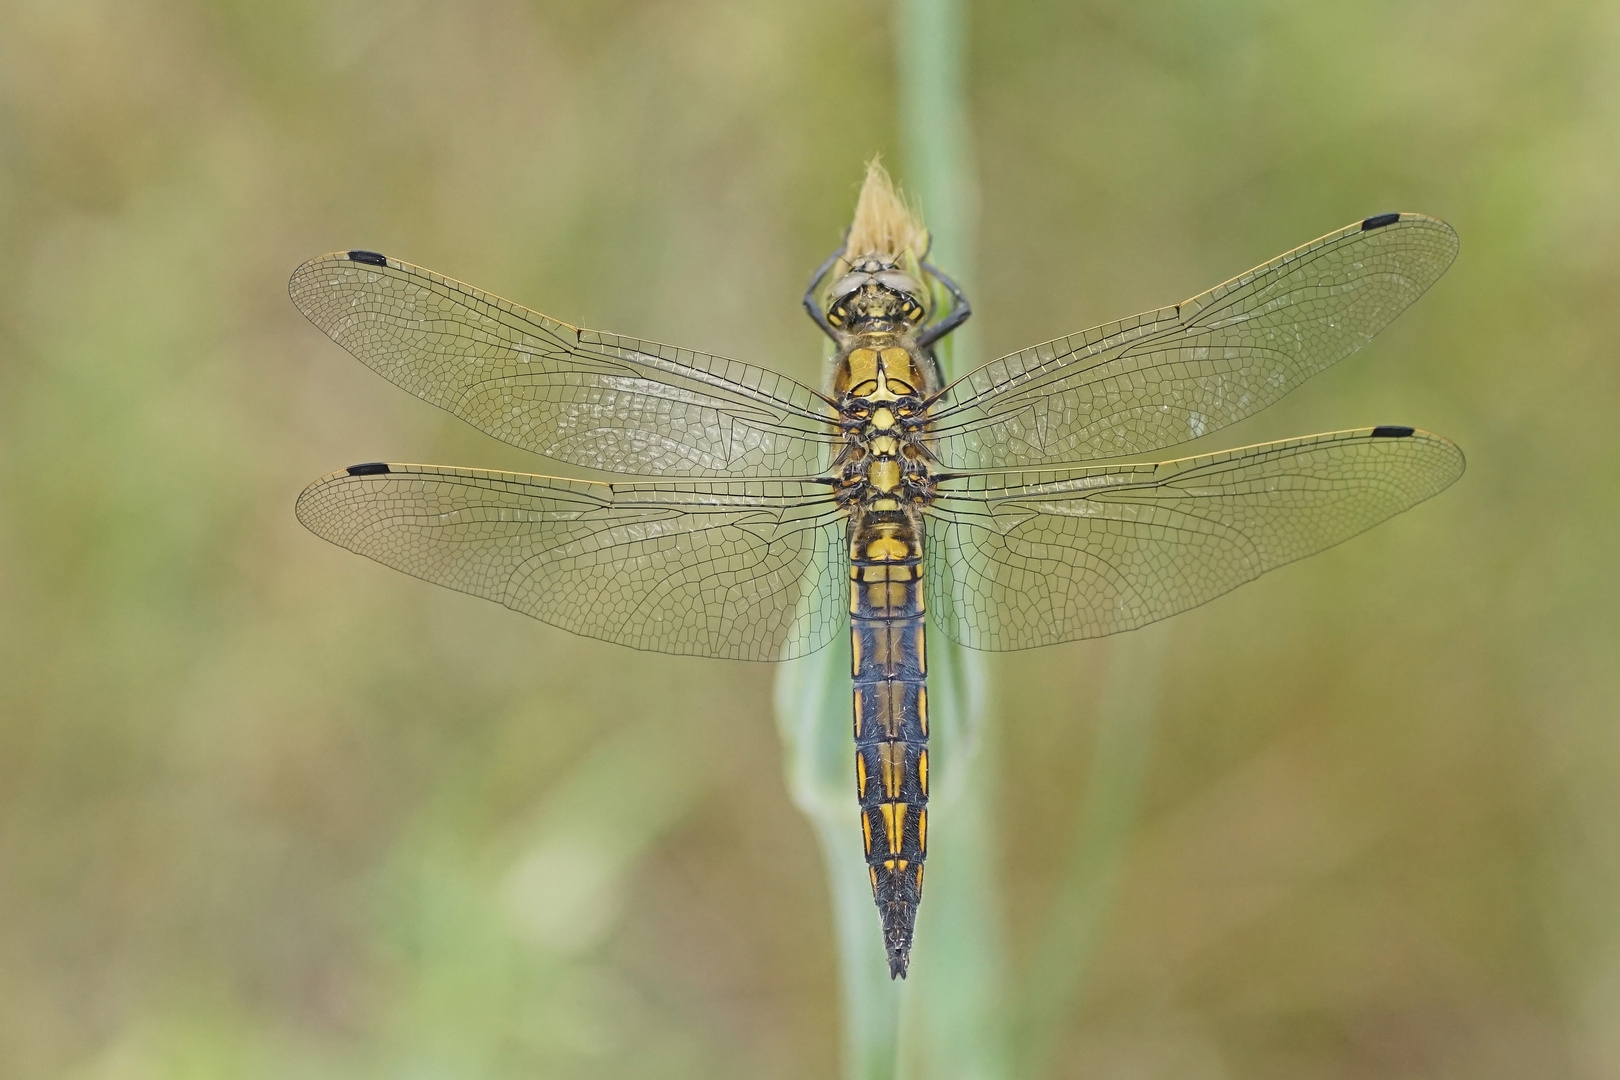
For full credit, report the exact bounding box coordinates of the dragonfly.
[292,165,1464,978]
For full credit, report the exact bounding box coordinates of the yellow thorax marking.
[868,365,899,403]
[846,346,918,402]
[880,348,916,392]
[870,434,899,456]
[847,348,879,389]
[868,459,900,493]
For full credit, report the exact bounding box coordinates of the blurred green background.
[2,1,1618,1078]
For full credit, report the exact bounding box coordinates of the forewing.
[289,253,838,477]
[926,427,1464,651]
[296,464,846,660]
[930,215,1458,469]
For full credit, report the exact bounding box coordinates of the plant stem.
[777,3,1005,1077]
[776,637,902,1080]
[898,2,1009,1079]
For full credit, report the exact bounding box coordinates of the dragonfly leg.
[917,258,971,351]
[803,242,847,343]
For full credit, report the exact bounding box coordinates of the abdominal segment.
[849,515,929,978]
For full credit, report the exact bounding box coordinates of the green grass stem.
[775,2,1010,1078]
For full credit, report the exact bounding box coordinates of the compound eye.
[875,270,922,295]
[828,271,871,300]
[873,271,926,322]
[825,272,872,327]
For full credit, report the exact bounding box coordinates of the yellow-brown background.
[1,1,1616,1077]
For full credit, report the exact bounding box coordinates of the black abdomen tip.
[1369,425,1415,439]
[347,250,388,266]
[345,462,392,476]
[1361,213,1402,231]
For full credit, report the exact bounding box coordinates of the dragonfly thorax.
[834,338,937,510]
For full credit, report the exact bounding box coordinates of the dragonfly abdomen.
[849,512,929,979]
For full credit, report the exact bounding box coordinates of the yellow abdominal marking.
[866,535,909,561]
[862,809,874,855]
[856,752,868,799]
[868,582,908,610]
[918,750,928,796]
[879,802,907,854]
[880,741,904,798]
[918,686,928,735]
[852,552,919,613]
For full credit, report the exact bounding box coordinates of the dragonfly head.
[825,258,928,333]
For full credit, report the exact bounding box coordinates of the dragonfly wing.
[930,215,1458,469]
[297,464,846,661]
[289,253,838,477]
[925,427,1464,651]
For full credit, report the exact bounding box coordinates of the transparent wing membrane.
[926,427,1464,651]
[289,253,838,477]
[296,464,846,660]
[294,217,1463,659]
[930,215,1458,469]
